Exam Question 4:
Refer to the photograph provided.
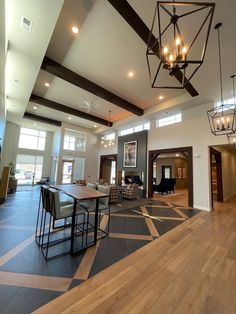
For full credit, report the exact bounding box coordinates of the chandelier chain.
[217,26,224,105]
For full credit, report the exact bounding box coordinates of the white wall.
[57,122,99,184]
[0,0,6,157]
[1,122,53,177]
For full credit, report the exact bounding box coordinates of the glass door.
[62,160,74,184]
[15,155,44,185]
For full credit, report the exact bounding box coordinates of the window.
[104,133,115,140]
[18,127,46,151]
[15,154,44,185]
[64,136,75,151]
[157,113,182,128]
[63,129,86,152]
[120,123,150,136]
[120,128,133,136]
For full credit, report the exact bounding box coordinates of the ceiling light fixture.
[72,26,79,34]
[44,82,50,87]
[68,117,72,120]
[101,111,115,148]
[128,71,134,78]
[159,95,164,100]
[207,24,236,136]
[146,1,215,89]
[33,106,37,110]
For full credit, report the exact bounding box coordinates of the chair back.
[41,185,49,211]
[48,188,61,219]
[97,185,110,207]
[87,183,97,190]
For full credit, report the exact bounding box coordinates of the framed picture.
[182,167,187,179]
[177,167,182,179]
[123,140,137,167]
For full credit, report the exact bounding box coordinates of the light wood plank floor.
[34,195,236,314]
[153,188,188,207]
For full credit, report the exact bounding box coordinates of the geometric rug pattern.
[0,188,201,313]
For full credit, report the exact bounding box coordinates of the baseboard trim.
[193,205,210,211]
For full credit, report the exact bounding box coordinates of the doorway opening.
[99,154,117,185]
[62,160,74,184]
[15,154,44,186]
[209,145,236,210]
[149,147,193,207]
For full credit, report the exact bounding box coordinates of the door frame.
[62,159,74,184]
[99,154,117,183]
[209,147,223,209]
[148,146,193,207]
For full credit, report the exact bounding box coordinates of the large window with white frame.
[18,127,46,151]
[119,122,150,136]
[63,129,86,152]
[156,113,182,128]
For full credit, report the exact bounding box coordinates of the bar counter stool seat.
[41,188,86,260]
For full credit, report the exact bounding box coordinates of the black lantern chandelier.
[146,0,215,89]
[207,24,236,136]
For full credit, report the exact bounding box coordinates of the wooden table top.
[52,184,108,201]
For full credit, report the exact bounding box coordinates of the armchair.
[122,184,139,200]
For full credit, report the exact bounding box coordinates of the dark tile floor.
[0,187,200,313]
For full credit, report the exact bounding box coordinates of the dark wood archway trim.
[209,147,223,209]
[148,146,193,207]
[41,57,143,116]
[99,154,118,180]
[108,0,199,97]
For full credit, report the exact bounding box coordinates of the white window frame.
[157,113,182,128]
[18,127,46,151]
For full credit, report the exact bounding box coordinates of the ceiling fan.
[77,100,97,113]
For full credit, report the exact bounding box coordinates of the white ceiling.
[5,0,236,132]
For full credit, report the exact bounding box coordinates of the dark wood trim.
[99,154,117,183]
[148,146,193,207]
[209,147,223,209]
[108,0,199,97]
[24,112,62,127]
[30,94,111,127]
[41,57,143,116]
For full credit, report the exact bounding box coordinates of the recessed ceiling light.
[44,82,50,87]
[33,123,37,126]
[176,153,179,157]
[94,124,97,128]
[159,95,164,100]
[68,117,72,120]
[33,106,37,110]
[128,71,134,78]
[72,26,79,34]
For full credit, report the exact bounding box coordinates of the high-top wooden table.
[53,184,108,254]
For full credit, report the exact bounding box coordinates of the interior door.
[62,160,74,184]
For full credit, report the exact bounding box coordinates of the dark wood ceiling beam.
[41,57,143,116]
[108,0,199,97]
[24,112,62,127]
[30,94,112,127]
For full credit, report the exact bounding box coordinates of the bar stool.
[41,188,86,260]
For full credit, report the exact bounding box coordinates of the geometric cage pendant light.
[207,23,236,136]
[146,1,215,89]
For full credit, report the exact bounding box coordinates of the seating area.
[153,178,176,195]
